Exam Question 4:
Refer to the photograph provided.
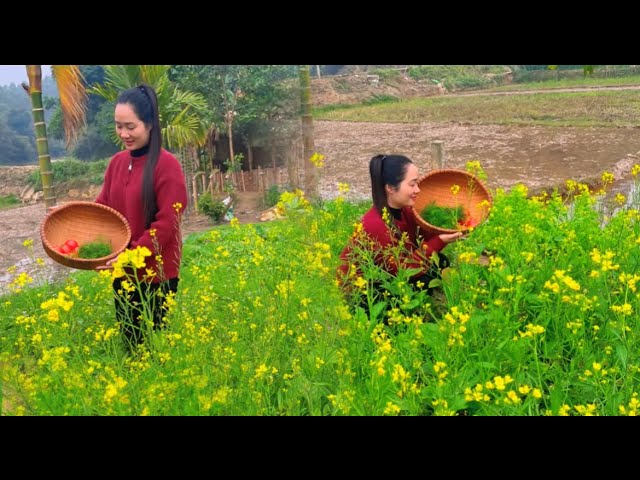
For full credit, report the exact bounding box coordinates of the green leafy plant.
[264,185,282,208]
[27,158,109,190]
[0,194,20,209]
[77,240,111,259]
[198,193,227,222]
[420,202,465,229]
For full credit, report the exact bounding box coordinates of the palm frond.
[168,89,209,112]
[164,116,207,150]
[88,83,120,102]
[51,65,87,146]
[139,65,171,91]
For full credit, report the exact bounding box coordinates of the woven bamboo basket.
[41,201,131,270]
[412,169,492,235]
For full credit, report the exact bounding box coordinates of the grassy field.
[314,89,640,128]
[484,75,640,92]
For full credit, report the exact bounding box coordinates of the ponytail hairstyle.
[369,154,414,214]
[116,83,162,229]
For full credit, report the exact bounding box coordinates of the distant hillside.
[311,65,515,106]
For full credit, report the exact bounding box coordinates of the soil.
[3,84,640,295]
[309,81,640,201]
[314,120,640,202]
[310,74,442,106]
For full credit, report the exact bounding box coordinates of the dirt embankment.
[311,74,443,106]
[0,165,38,197]
[315,120,640,202]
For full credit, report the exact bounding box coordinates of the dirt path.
[448,84,640,98]
[0,204,66,296]
[447,85,640,97]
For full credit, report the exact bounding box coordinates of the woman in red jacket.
[338,154,463,307]
[96,84,188,349]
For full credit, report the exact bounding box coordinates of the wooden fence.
[189,166,292,211]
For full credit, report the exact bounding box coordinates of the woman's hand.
[95,257,116,271]
[439,231,466,244]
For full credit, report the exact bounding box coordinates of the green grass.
[0,194,20,210]
[482,74,640,93]
[314,90,640,127]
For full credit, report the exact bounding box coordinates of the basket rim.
[416,168,492,197]
[412,168,492,234]
[40,201,132,269]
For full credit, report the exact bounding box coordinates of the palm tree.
[25,65,87,208]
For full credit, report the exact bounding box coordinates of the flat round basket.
[40,201,131,270]
[412,169,492,235]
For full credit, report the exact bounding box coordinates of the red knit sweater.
[96,148,188,282]
[338,206,445,281]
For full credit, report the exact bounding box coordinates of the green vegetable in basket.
[78,240,112,259]
[420,202,465,229]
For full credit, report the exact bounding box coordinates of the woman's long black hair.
[369,154,414,214]
[116,83,161,229]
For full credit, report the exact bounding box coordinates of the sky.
[0,65,52,86]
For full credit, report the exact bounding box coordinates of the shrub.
[198,193,227,222]
[27,158,110,190]
[263,185,282,208]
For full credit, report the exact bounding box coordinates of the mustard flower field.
[2,168,640,416]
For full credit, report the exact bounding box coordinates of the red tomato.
[65,239,79,250]
[57,246,67,254]
[60,244,72,254]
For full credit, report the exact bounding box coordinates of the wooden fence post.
[431,140,445,169]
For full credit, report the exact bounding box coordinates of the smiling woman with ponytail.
[337,154,463,315]
[96,83,188,350]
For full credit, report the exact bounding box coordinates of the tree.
[171,65,297,175]
[25,65,87,208]
[177,65,248,179]
[299,65,317,199]
[6,109,33,136]
[0,118,35,165]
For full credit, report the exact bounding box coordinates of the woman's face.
[115,103,151,151]
[386,162,420,209]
